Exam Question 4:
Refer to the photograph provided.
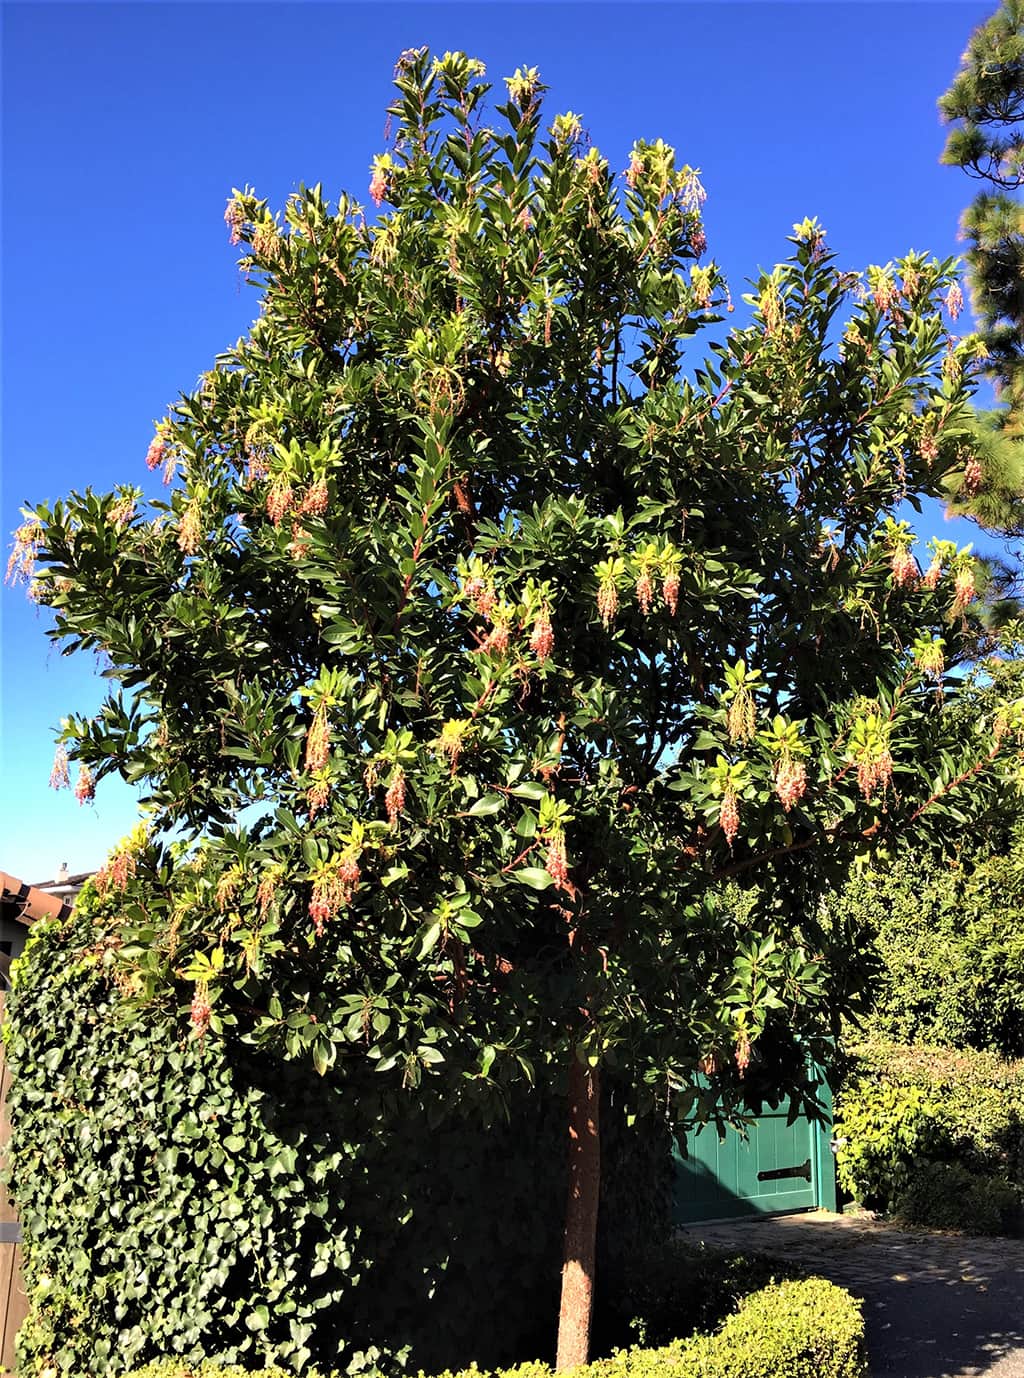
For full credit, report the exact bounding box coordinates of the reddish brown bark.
[555,1053,601,1371]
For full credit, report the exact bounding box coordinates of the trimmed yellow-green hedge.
[116,1277,867,1378]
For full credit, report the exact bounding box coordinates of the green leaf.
[514,867,554,890]
[510,782,547,801]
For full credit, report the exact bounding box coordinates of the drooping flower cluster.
[961,456,984,499]
[848,710,894,802]
[766,716,810,810]
[734,1029,752,1077]
[369,154,393,207]
[759,279,785,336]
[215,866,244,912]
[723,661,762,744]
[385,767,406,826]
[545,831,570,890]
[252,218,279,261]
[662,568,680,616]
[635,567,655,616]
[74,765,95,805]
[305,704,331,773]
[145,425,169,472]
[952,562,977,616]
[945,281,964,319]
[719,788,740,847]
[224,196,245,246]
[300,478,329,518]
[309,843,362,936]
[530,609,555,661]
[773,757,807,812]
[596,576,619,628]
[922,556,942,590]
[190,980,212,1038]
[49,745,70,791]
[267,478,294,527]
[107,845,137,893]
[256,865,285,917]
[479,612,512,658]
[307,777,331,817]
[177,501,204,556]
[727,691,756,744]
[890,544,917,588]
[594,544,683,627]
[5,515,42,587]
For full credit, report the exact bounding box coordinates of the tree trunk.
[555,1052,601,1371]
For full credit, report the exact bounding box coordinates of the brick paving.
[680,1210,1024,1378]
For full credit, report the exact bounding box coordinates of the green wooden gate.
[672,1079,837,1223]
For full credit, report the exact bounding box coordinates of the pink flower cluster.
[545,833,570,889]
[74,765,95,805]
[773,758,807,812]
[719,789,739,847]
[385,768,406,826]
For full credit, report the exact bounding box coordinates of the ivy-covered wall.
[4,888,670,1376]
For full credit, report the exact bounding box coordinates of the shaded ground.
[681,1210,1024,1378]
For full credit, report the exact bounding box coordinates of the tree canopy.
[940,0,1024,532]
[12,48,1024,1365]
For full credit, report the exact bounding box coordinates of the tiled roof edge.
[0,871,74,926]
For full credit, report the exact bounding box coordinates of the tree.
[13,50,1024,1368]
[939,0,1024,532]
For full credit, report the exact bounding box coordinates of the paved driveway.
[681,1210,1024,1378]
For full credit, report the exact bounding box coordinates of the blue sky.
[0,0,1005,882]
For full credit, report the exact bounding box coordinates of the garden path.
[681,1210,1024,1378]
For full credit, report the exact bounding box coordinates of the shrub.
[826,851,1024,1058]
[6,890,669,1377]
[669,1277,867,1378]
[832,1077,946,1211]
[834,1037,1024,1229]
[432,1278,866,1378]
[894,1162,1021,1235]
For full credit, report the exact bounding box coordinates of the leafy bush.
[665,1278,867,1378]
[832,1077,946,1210]
[826,850,1024,1058]
[6,890,669,1377]
[834,1037,1024,1230]
[437,1278,865,1378]
[894,1162,1021,1235]
[118,1278,866,1378]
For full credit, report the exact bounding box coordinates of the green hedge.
[825,853,1024,1058]
[112,1279,867,1378]
[834,1037,1024,1231]
[5,889,670,1377]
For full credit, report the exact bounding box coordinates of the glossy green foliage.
[828,850,1024,1056]
[834,1038,1024,1226]
[16,49,1024,1156]
[7,887,668,1376]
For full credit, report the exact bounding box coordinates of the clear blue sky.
[0,0,1004,882]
